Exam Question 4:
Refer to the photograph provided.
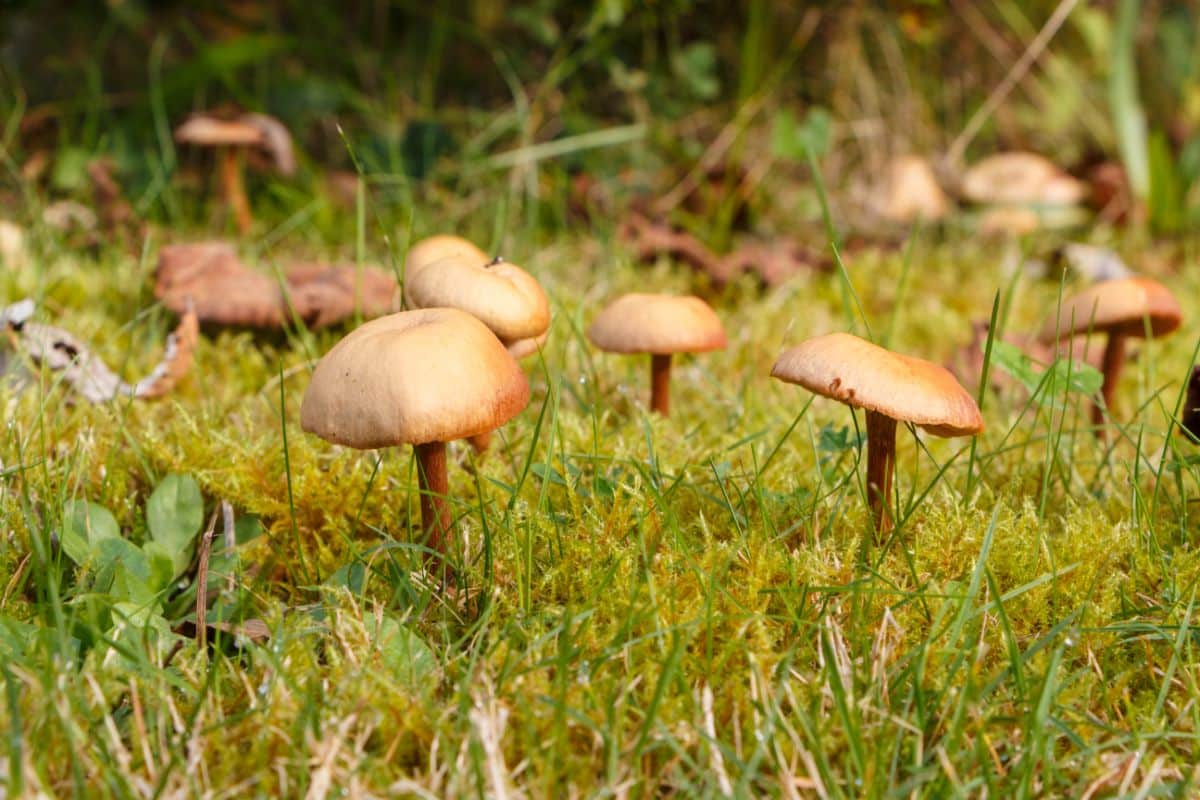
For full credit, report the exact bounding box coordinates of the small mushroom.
[300,309,530,577]
[1039,276,1181,433]
[174,113,295,234]
[771,333,983,536]
[405,254,550,452]
[588,293,727,416]
[876,155,949,224]
[404,235,489,280]
[962,152,1087,207]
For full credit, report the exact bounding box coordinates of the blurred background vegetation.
[1,0,1198,243]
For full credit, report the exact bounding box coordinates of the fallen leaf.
[87,158,136,234]
[42,200,97,232]
[155,242,398,329]
[1183,366,1200,442]
[2,299,198,403]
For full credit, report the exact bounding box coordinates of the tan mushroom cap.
[174,116,264,148]
[300,308,530,449]
[404,257,550,341]
[587,293,727,355]
[963,152,1087,206]
[771,332,984,437]
[404,235,489,279]
[1039,277,1182,342]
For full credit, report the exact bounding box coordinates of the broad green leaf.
[146,474,204,575]
[371,615,438,691]
[60,500,120,566]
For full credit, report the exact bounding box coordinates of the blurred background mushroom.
[174,112,296,234]
[1039,276,1181,435]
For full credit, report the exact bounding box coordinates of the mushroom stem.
[415,441,452,568]
[467,431,492,453]
[218,148,253,235]
[865,410,897,536]
[650,353,672,415]
[1093,333,1127,433]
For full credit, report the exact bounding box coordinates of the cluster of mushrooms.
[295,234,1184,579]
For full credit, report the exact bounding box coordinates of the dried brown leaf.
[155,242,398,329]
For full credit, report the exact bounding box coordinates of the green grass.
[1,221,1199,796]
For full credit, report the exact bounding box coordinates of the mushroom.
[588,293,727,416]
[404,254,550,451]
[174,113,295,234]
[404,235,489,280]
[300,308,529,575]
[962,152,1087,207]
[1039,276,1181,432]
[876,155,949,224]
[771,332,983,535]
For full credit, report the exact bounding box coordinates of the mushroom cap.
[300,308,530,449]
[771,332,984,437]
[505,329,549,360]
[879,155,949,223]
[963,152,1087,206]
[404,257,550,341]
[587,294,727,355]
[174,116,264,148]
[404,235,489,280]
[1039,277,1182,342]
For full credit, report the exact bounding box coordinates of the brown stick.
[650,353,672,415]
[415,441,451,573]
[865,410,897,537]
[219,148,253,234]
[1093,333,1126,434]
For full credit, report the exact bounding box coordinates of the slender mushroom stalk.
[1095,332,1128,428]
[650,354,672,415]
[772,333,983,540]
[174,112,295,237]
[865,410,897,532]
[218,147,254,234]
[300,309,530,582]
[415,441,451,559]
[588,293,726,417]
[1038,277,1181,438]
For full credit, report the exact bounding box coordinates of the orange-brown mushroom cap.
[771,332,983,437]
[404,257,550,342]
[587,294,727,355]
[404,235,489,280]
[1039,277,1182,342]
[174,116,264,148]
[300,308,530,449]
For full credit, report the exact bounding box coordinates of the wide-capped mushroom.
[962,152,1086,207]
[174,113,295,234]
[588,293,726,416]
[300,308,530,575]
[772,332,983,536]
[1039,276,1181,432]
[404,254,550,451]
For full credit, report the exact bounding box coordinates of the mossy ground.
[1,228,1199,796]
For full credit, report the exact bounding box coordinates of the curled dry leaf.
[1182,366,1200,442]
[1,299,198,403]
[618,213,831,287]
[155,241,398,329]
